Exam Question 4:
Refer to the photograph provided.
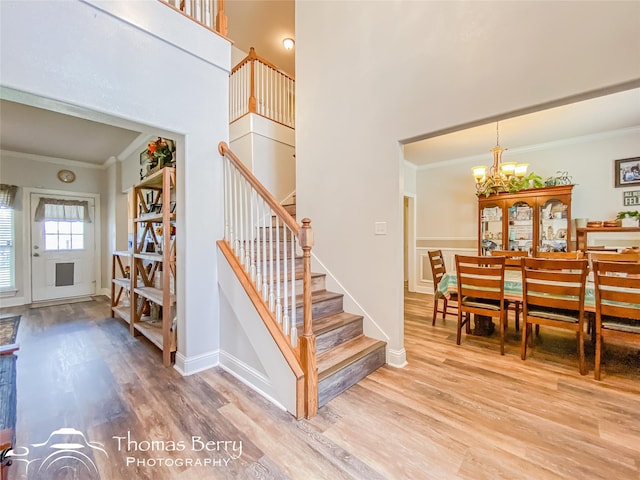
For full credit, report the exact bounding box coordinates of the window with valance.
[34,198,92,223]
[0,184,18,291]
[33,198,91,251]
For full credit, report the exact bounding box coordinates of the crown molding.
[414,125,640,171]
[0,149,105,170]
[116,132,153,162]
[103,156,117,168]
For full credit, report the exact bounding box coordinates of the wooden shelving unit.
[110,250,132,324]
[131,167,177,366]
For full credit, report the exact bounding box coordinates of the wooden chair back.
[428,250,447,290]
[455,255,507,354]
[428,250,457,324]
[456,255,506,303]
[522,258,589,313]
[521,258,589,374]
[491,249,528,269]
[537,251,584,259]
[592,260,640,319]
[592,260,640,380]
[589,252,640,263]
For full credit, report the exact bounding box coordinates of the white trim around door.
[22,187,101,305]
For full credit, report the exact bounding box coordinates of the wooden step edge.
[295,289,343,308]
[310,312,363,336]
[317,338,386,382]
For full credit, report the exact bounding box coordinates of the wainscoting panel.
[414,239,476,294]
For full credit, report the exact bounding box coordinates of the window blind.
[0,207,15,289]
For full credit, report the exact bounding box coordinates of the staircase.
[219,142,386,417]
[280,198,387,407]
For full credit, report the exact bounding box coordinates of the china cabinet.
[130,167,177,366]
[478,185,574,257]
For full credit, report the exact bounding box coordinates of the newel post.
[216,0,228,37]
[248,47,257,114]
[299,218,317,418]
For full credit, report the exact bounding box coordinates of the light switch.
[375,221,387,235]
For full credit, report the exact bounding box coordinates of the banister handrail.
[218,142,299,234]
[218,142,316,418]
[229,47,295,128]
[231,47,295,81]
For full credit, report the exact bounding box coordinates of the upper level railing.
[230,48,295,128]
[217,142,315,418]
[160,0,227,36]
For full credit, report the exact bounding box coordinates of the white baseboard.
[0,296,27,308]
[387,347,407,368]
[414,285,433,295]
[219,351,287,413]
[174,349,219,376]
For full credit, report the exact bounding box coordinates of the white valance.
[34,198,92,223]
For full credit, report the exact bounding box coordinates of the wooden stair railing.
[160,0,228,37]
[230,47,295,128]
[218,141,317,418]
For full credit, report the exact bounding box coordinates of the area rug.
[0,315,20,347]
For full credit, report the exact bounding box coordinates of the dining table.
[437,270,599,335]
[437,270,598,311]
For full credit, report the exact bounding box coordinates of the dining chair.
[455,255,507,354]
[589,252,640,263]
[592,260,640,380]
[491,250,528,331]
[491,249,529,268]
[537,251,585,259]
[428,250,458,325]
[521,258,589,375]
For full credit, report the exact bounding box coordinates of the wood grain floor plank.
[1,291,638,480]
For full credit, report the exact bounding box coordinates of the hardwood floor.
[1,292,638,479]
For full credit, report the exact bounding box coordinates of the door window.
[44,220,85,251]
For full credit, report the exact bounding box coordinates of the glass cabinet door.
[507,201,534,253]
[539,198,569,252]
[480,203,503,255]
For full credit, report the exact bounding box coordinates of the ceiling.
[404,87,640,167]
[226,0,295,75]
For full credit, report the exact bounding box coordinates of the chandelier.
[472,122,528,196]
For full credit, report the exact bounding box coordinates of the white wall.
[230,114,296,203]
[0,0,231,373]
[296,1,640,366]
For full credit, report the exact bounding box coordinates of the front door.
[30,193,96,302]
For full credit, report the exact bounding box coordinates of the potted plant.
[616,211,640,227]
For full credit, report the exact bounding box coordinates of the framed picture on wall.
[615,157,640,187]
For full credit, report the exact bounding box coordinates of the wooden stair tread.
[317,335,386,380]
[308,312,363,335]
[295,290,343,308]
